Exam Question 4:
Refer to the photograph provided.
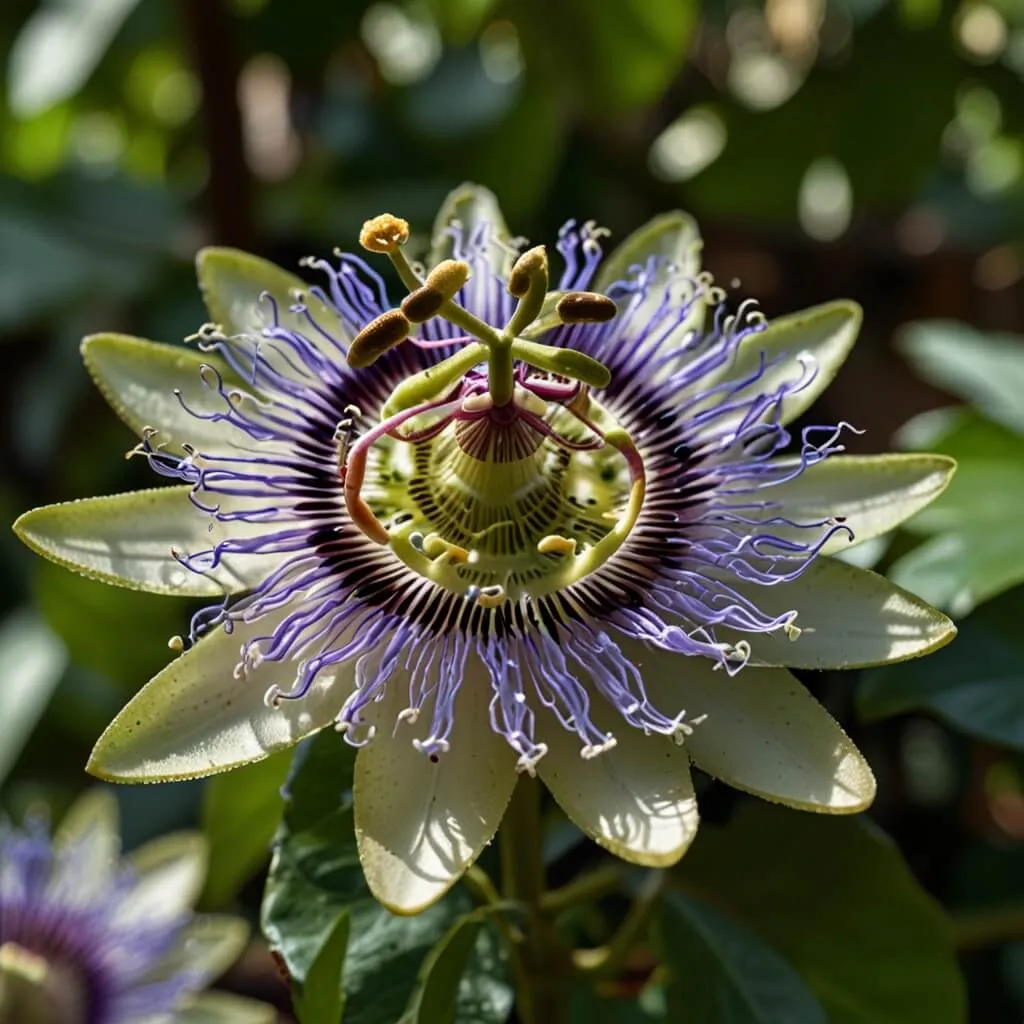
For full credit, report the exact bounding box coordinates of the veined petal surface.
[764,453,956,554]
[428,182,515,277]
[721,557,955,669]
[626,643,875,812]
[537,700,699,867]
[52,788,120,898]
[82,333,258,454]
[354,657,518,915]
[14,488,257,597]
[88,611,351,782]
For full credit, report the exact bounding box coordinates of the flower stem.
[500,776,569,1024]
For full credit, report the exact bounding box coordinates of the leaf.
[201,751,292,907]
[0,610,68,784]
[293,910,350,1024]
[678,803,965,1024]
[8,0,144,117]
[261,732,512,1024]
[656,892,826,1023]
[898,321,1024,436]
[858,589,1024,748]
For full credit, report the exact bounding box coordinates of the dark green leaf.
[293,910,350,1024]
[201,750,292,907]
[858,589,1024,748]
[656,891,826,1024]
[678,803,965,1024]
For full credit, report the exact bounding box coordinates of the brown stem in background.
[180,0,255,250]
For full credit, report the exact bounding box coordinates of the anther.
[425,259,471,299]
[348,309,411,369]
[556,292,619,324]
[507,246,549,335]
[359,213,410,253]
[401,286,447,323]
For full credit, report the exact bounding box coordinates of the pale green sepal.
[354,656,517,915]
[117,832,209,925]
[622,643,876,813]
[428,182,514,277]
[87,610,352,782]
[13,488,248,597]
[53,789,120,897]
[143,915,248,989]
[594,211,703,294]
[721,557,956,670]
[511,337,611,389]
[696,300,861,429]
[82,333,254,455]
[196,247,347,345]
[537,703,699,867]
[765,453,957,555]
[175,992,278,1024]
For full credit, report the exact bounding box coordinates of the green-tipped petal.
[764,453,957,555]
[175,993,278,1024]
[537,708,699,867]
[722,557,956,670]
[628,646,874,812]
[696,300,861,427]
[13,488,258,597]
[429,182,514,277]
[116,832,209,926]
[143,915,248,989]
[54,789,120,896]
[88,612,351,782]
[82,333,256,454]
[196,247,347,345]
[354,660,517,915]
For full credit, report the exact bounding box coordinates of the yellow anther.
[507,245,548,298]
[425,259,471,300]
[401,286,446,323]
[537,535,577,556]
[422,534,470,563]
[556,292,619,324]
[359,213,410,253]
[348,309,411,369]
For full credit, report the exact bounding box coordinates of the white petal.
[173,993,277,1024]
[622,641,875,812]
[196,247,349,351]
[53,789,120,898]
[758,453,956,555]
[82,333,257,454]
[87,610,352,782]
[720,557,956,669]
[142,915,248,989]
[13,488,259,597]
[354,658,517,915]
[536,707,699,867]
[692,300,860,428]
[115,832,209,927]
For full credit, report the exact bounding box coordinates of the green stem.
[541,865,623,915]
[500,777,569,1024]
[573,869,668,978]
[488,339,515,407]
[953,901,1024,950]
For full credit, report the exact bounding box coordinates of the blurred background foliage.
[1,0,1023,1020]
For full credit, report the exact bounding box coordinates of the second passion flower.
[15,185,956,914]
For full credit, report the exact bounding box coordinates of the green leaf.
[656,892,826,1023]
[894,406,1024,462]
[201,751,292,907]
[898,321,1024,436]
[858,590,1024,748]
[8,0,144,117]
[0,610,67,784]
[678,803,965,1024]
[293,910,349,1024]
[399,909,491,1024]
